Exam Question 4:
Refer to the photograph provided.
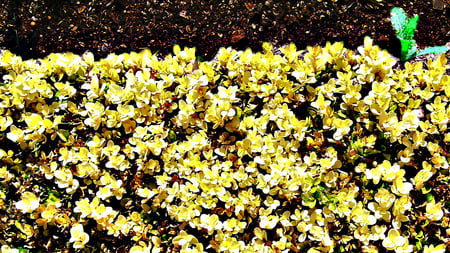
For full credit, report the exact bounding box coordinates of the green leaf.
[400,15,418,40]
[162,233,170,241]
[415,241,422,251]
[388,102,398,114]
[391,7,419,44]
[426,193,435,203]
[390,7,408,34]
[406,45,418,60]
[416,230,424,239]
[416,46,449,57]
[18,247,28,253]
[167,129,177,143]
[398,38,418,61]
[57,129,70,142]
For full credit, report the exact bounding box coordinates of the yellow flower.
[0,115,12,131]
[372,81,391,95]
[169,204,201,222]
[54,168,74,188]
[172,230,203,252]
[173,44,196,63]
[105,154,130,171]
[198,214,222,235]
[419,120,439,134]
[281,42,300,63]
[311,93,331,115]
[0,166,13,182]
[130,243,152,253]
[74,198,93,219]
[351,201,376,226]
[365,165,383,185]
[136,187,156,200]
[84,101,106,118]
[176,99,196,128]
[225,115,241,133]
[82,101,106,130]
[81,74,106,100]
[431,154,448,169]
[392,195,411,216]
[92,203,113,221]
[263,196,280,210]
[368,202,391,222]
[102,140,120,157]
[309,225,332,246]
[7,125,25,143]
[117,104,135,122]
[362,245,379,253]
[401,109,422,131]
[332,118,353,140]
[426,95,446,112]
[23,113,53,134]
[54,81,77,99]
[104,109,120,128]
[15,220,35,238]
[96,186,113,200]
[354,225,371,245]
[382,229,406,250]
[325,41,345,60]
[129,212,142,223]
[391,177,413,196]
[413,169,433,190]
[304,45,328,74]
[107,214,131,237]
[55,213,71,228]
[259,215,278,229]
[404,61,423,76]
[374,188,395,210]
[1,245,20,253]
[223,218,247,234]
[15,191,40,213]
[75,162,100,179]
[369,225,387,241]
[423,244,446,253]
[425,202,444,221]
[146,137,168,156]
[37,203,59,229]
[218,236,243,252]
[124,48,153,68]
[70,223,90,249]
[129,246,147,253]
[378,160,400,182]
[272,236,289,251]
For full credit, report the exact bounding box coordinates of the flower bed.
[0,37,449,252]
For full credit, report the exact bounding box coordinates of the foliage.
[0,39,449,252]
[390,7,449,61]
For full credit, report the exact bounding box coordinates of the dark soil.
[0,0,449,62]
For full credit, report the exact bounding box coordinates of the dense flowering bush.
[0,37,449,252]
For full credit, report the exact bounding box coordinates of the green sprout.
[390,7,449,61]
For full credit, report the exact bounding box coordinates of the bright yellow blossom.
[70,223,90,249]
[425,202,444,221]
[15,191,40,213]
[382,229,407,251]
[1,245,20,253]
[423,244,446,253]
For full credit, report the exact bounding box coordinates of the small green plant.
[390,7,449,61]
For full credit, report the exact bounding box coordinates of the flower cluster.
[0,38,449,252]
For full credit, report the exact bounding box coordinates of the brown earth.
[0,0,448,62]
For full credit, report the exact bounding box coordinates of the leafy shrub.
[0,38,449,252]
